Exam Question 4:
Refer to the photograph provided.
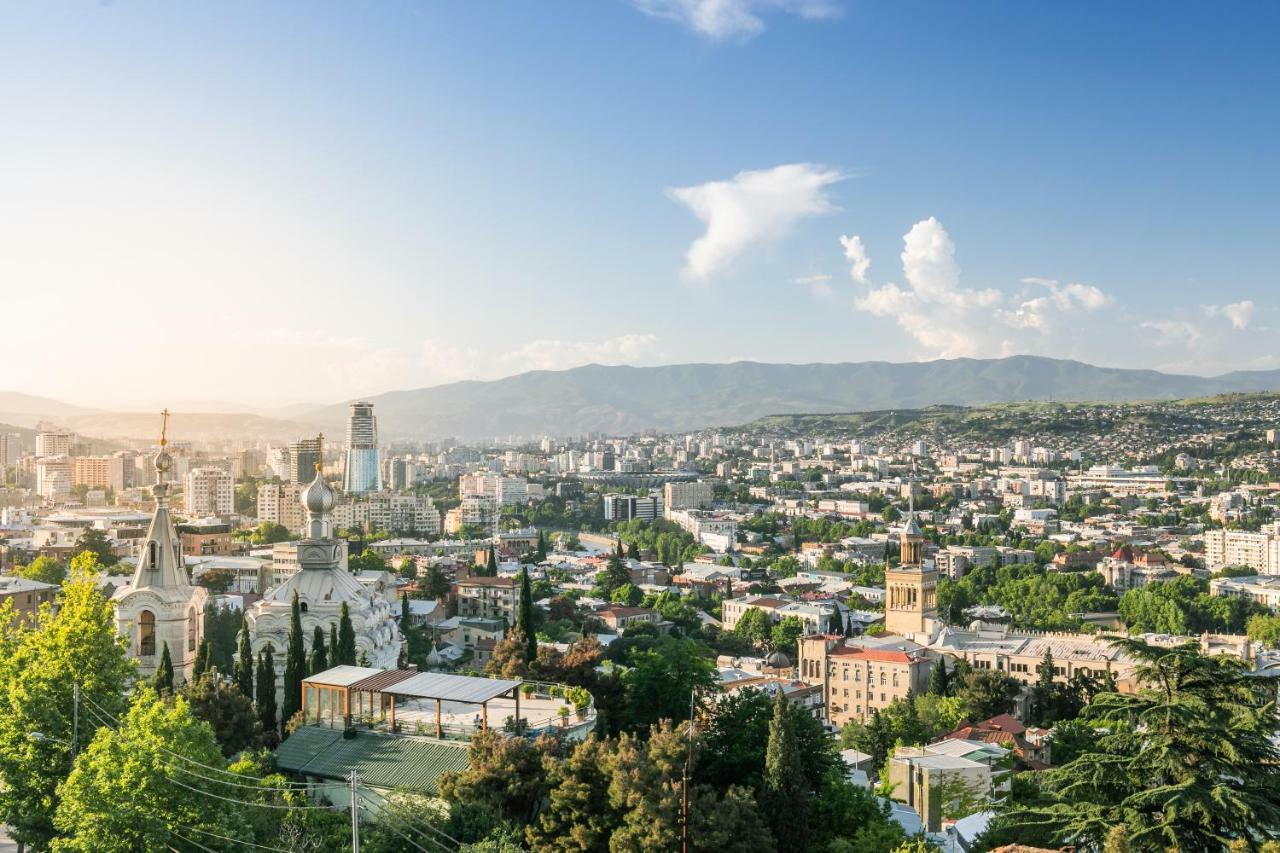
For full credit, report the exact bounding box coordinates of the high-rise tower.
[342,402,382,495]
[883,486,938,638]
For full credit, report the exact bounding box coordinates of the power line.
[174,823,297,853]
[356,792,457,853]
[358,790,464,850]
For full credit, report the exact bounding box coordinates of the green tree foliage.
[73,527,118,567]
[192,639,211,680]
[154,642,175,694]
[518,567,537,663]
[0,569,133,852]
[769,615,806,658]
[281,592,305,730]
[620,636,717,731]
[336,601,357,666]
[439,729,561,825]
[929,656,951,696]
[1119,575,1261,634]
[255,647,278,740]
[697,688,838,794]
[955,667,1022,720]
[14,554,67,586]
[195,567,235,594]
[307,625,328,675]
[732,606,771,647]
[762,690,811,848]
[1247,613,1280,647]
[609,582,643,606]
[348,548,388,575]
[422,563,451,599]
[243,521,292,544]
[180,672,263,757]
[201,601,244,674]
[233,629,254,700]
[52,688,248,852]
[595,553,631,599]
[992,638,1280,850]
[938,563,1117,631]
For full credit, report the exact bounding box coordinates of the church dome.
[153,447,173,477]
[765,649,791,669]
[301,471,336,515]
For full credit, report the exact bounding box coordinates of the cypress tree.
[153,641,174,694]
[192,639,211,680]
[282,591,306,727]
[329,623,340,667]
[518,566,536,663]
[308,625,328,675]
[233,629,254,699]
[256,647,277,735]
[929,657,951,697]
[401,592,410,624]
[536,528,547,560]
[762,689,811,848]
[627,541,639,560]
[486,545,498,576]
[337,601,357,666]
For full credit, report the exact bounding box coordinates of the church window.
[187,607,197,652]
[139,610,156,657]
[148,541,157,569]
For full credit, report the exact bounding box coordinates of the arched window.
[139,610,156,657]
[148,541,158,569]
[187,607,197,652]
[879,671,886,686]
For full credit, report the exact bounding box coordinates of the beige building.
[884,508,937,638]
[455,575,521,625]
[663,480,714,511]
[72,455,126,493]
[186,467,234,517]
[887,739,1010,833]
[257,482,306,532]
[1204,528,1280,575]
[797,634,932,727]
[0,576,58,624]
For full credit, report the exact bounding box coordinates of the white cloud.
[853,218,1112,359]
[496,334,661,373]
[668,163,844,281]
[1140,320,1201,348]
[794,273,835,301]
[839,234,870,284]
[632,0,840,40]
[1203,300,1255,329]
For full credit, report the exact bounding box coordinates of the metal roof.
[387,671,521,704]
[303,665,385,688]
[275,727,470,793]
[346,669,417,693]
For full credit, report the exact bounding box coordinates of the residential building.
[72,455,126,493]
[797,634,932,726]
[602,493,662,522]
[257,482,306,532]
[0,576,57,624]
[454,575,521,625]
[185,467,234,517]
[663,480,714,511]
[342,402,382,495]
[1205,528,1280,575]
[35,430,73,458]
[887,739,1010,833]
[286,438,322,484]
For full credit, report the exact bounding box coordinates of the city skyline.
[3,2,1278,406]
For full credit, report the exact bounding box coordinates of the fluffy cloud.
[853,218,1111,358]
[632,0,840,40]
[839,234,870,284]
[1204,300,1255,329]
[669,163,844,281]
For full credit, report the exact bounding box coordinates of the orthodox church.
[113,415,208,682]
[244,439,401,672]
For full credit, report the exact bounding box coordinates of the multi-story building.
[185,467,235,517]
[341,402,382,495]
[35,456,73,501]
[0,433,21,467]
[1204,528,1280,575]
[603,493,662,523]
[663,480,714,511]
[257,482,306,532]
[459,473,528,506]
[35,430,73,459]
[72,455,126,493]
[444,495,499,534]
[797,634,932,726]
[0,576,58,624]
[330,493,442,536]
[454,575,520,625]
[286,438,321,485]
[1210,574,1280,612]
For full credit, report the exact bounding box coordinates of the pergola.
[301,666,524,738]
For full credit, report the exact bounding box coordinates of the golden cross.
[159,408,170,447]
[315,432,324,471]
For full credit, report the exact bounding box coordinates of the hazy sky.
[3,1,1278,408]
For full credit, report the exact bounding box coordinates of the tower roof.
[128,410,190,592]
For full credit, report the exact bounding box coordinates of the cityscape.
[3,3,1280,853]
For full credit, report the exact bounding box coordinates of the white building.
[112,441,208,683]
[1204,528,1280,575]
[663,480,714,511]
[186,467,235,517]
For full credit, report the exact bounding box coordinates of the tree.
[732,607,771,647]
[1032,648,1059,725]
[180,672,263,757]
[423,564,451,599]
[929,656,951,696]
[535,528,548,561]
[281,591,306,730]
[484,545,499,576]
[192,639,211,680]
[621,637,717,732]
[336,602,357,666]
[52,688,247,852]
[0,568,134,852]
[527,735,618,851]
[697,688,837,795]
[248,521,292,544]
[196,568,236,594]
[308,625,328,675]
[233,629,254,700]
[956,668,1021,720]
[439,730,560,824]
[994,638,1280,850]
[73,527,118,567]
[596,554,631,598]
[769,616,805,658]
[518,567,537,663]
[761,689,811,848]
[14,555,66,586]
[153,642,175,694]
[1247,613,1280,647]
[626,542,640,560]
[255,647,278,740]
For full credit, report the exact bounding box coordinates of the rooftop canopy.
[383,671,522,705]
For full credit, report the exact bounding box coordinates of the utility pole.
[71,682,79,759]
[350,770,360,853]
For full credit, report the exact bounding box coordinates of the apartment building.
[602,493,662,522]
[663,480,714,511]
[257,482,306,532]
[72,455,126,493]
[797,634,932,726]
[454,575,521,625]
[186,467,235,517]
[1204,528,1280,575]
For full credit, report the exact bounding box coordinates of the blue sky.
[2,1,1277,407]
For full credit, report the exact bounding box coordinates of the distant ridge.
[301,355,1280,440]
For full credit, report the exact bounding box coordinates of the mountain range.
[5,356,1280,444]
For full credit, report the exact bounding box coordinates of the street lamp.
[27,732,69,746]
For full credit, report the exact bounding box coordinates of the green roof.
[276,726,471,794]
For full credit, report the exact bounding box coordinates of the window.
[187,607,197,652]
[138,610,156,657]
[148,541,158,569]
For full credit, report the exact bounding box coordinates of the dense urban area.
[2,393,1280,851]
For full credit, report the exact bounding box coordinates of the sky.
[2,1,1278,409]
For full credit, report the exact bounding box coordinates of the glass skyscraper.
[342,402,382,494]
